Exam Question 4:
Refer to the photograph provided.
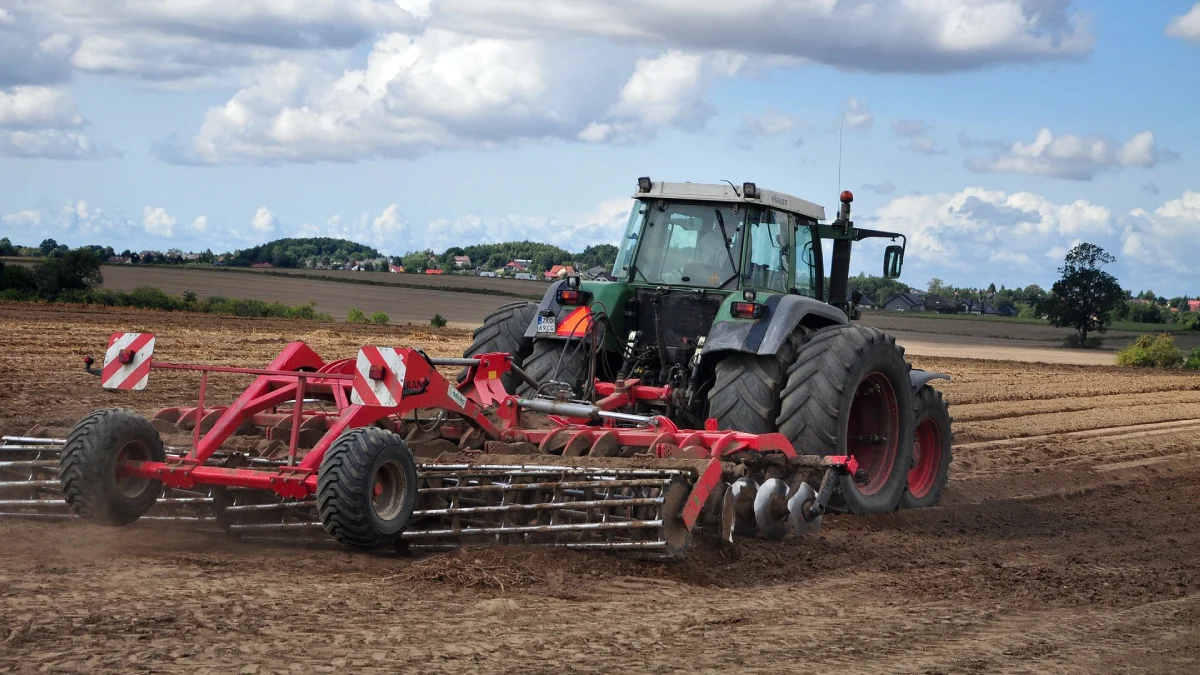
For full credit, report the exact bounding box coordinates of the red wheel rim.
[845,371,900,495]
[907,416,942,499]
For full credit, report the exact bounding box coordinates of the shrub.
[347,308,368,324]
[1116,334,1184,368]
[370,311,389,325]
[1186,348,1200,371]
[183,290,197,303]
[430,313,447,328]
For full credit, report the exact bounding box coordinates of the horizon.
[2,1,1198,295]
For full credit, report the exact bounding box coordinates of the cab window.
[743,209,790,293]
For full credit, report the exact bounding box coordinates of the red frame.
[117,342,853,532]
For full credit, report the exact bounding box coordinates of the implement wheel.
[776,325,914,514]
[60,408,165,526]
[317,428,418,550]
[900,386,953,509]
[460,301,539,393]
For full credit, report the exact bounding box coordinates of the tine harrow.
[4,334,861,558]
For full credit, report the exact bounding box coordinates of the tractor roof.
[632,180,826,222]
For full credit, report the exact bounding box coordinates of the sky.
[1,0,1198,295]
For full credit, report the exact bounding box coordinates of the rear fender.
[702,293,847,358]
[910,369,950,391]
[521,280,629,350]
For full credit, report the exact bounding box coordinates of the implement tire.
[776,325,914,515]
[707,337,798,434]
[517,339,590,399]
[317,428,418,551]
[60,408,165,526]
[460,301,539,393]
[900,386,953,509]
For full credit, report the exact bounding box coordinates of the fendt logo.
[771,195,788,206]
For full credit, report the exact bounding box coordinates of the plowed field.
[2,303,1199,674]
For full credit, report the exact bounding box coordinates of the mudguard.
[909,369,950,391]
[703,293,847,357]
[522,279,569,340]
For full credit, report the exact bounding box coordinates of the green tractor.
[464,178,952,514]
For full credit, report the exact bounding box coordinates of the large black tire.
[899,386,953,509]
[706,337,798,434]
[516,339,590,398]
[460,301,539,393]
[59,408,165,526]
[317,428,418,550]
[776,325,914,515]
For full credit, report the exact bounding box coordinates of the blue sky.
[1,0,1198,295]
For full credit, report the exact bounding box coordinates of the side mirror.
[883,245,904,279]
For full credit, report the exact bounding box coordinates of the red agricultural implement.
[2,332,868,556]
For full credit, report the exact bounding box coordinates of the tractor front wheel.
[459,301,539,393]
[59,408,165,526]
[317,428,418,550]
[776,325,914,515]
[707,336,797,433]
[900,385,953,509]
[517,339,590,399]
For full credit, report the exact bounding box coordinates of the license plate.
[536,315,556,334]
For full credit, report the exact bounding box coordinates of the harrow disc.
[753,478,790,540]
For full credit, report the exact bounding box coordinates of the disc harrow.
[3,333,863,556]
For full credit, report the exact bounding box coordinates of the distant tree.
[986,282,997,294]
[38,238,58,256]
[926,277,947,296]
[401,251,427,272]
[1037,243,1126,347]
[0,237,14,256]
[32,248,103,300]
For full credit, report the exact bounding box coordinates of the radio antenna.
[838,112,846,194]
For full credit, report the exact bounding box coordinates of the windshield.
[612,200,744,288]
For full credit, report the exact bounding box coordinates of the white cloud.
[0,86,82,128]
[1122,191,1200,274]
[863,180,896,195]
[965,128,1174,180]
[1167,4,1200,43]
[891,119,944,155]
[840,97,873,132]
[251,206,277,233]
[863,187,1114,280]
[580,50,717,144]
[0,128,113,159]
[190,215,209,233]
[0,84,109,159]
[734,108,797,149]
[142,206,177,236]
[437,0,1093,73]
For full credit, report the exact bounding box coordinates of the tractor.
[1,178,952,555]
[463,179,952,515]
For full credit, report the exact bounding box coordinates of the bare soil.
[2,304,1200,674]
[100,266,511,329]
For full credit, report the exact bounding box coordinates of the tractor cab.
[610,181,823,299]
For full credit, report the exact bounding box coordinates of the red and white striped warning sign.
[101,332,156,391]
[350,346,407,407]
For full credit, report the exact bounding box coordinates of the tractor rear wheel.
[59,408,165,526]
[317,428,418,550]
[460,301,539,393]
[776,325,914,514]
[517,339,590,399]
[707,337,798,433]
[900,386,953,509]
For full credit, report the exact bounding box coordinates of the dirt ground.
[2,304,1200,674]
[99,265,511,329]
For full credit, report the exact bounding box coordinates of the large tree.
[1037,243,1125,347]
